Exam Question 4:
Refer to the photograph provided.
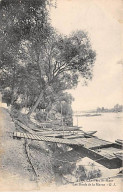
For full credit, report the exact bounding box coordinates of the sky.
[50,0,123,111]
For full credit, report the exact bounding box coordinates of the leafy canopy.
[0,0,96,112]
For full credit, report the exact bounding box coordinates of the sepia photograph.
[0,0,123,191]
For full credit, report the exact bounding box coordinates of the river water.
[73,112,123,178]
[73,112,123,142]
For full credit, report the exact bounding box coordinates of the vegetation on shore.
[0,0,96,121]
[1,107,102,186]
[0,0,100,186]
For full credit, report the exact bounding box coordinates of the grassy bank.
[0,107,102,190]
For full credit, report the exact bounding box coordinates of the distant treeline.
[96,104,123,113]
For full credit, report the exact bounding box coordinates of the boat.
[84,114,102,117]
[113,152,123,160]
[72,140,123,169]
[14,120,122,169]
[54,126,82,131]
[115,139,123,145]
[75,114,102,117]
[84,130,97,136]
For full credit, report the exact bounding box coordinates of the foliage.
[87,163,102,180]
[87,168,102,180]
[0,0,96,117]
[27,29,96,115]
[0,0,51,107]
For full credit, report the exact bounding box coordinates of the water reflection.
[73,112,123,142]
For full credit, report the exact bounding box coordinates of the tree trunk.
[11,65,16,105]
[27,91,43,117]
[27,50,44,117]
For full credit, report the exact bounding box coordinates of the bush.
[35,111,47,122]
[87,169,102,180]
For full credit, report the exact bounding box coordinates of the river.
[73,112,123,142]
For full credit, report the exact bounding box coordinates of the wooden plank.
[64,135,84,139]
[26,133,34,139]
[13,131,83,146]
[22,132,29,139]
[31,134,42,140]
[43,134,61,137]
[94,137,111,145]
[74,137,107,149]
[54,128,82,132]
[75,136,112,149]
[13,131,113,149]
[16,120,82,135]
[37,131,76,135]
[16,132,21,137]
[32,127,53,132]
[31,128,44,132]
[42,132,74,137]
[15,120,32,132]
[13,132,17,137]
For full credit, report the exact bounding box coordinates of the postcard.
[0,0,122,191]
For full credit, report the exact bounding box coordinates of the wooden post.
[61,102,64,138]
[77,115,78,127]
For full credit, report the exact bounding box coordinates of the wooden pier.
[13,120,123,169]
[13,131,83,146]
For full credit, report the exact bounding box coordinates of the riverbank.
[0,107,121,191]
[0,107,55,190]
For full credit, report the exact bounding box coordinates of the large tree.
[0,0,96,117]
[0,0,51,107]
[27,30,96,116]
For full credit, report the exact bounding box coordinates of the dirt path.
[0,107,57,191]
[0,107,39,190]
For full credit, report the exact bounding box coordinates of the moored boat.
[113,152,123,160]
[83,130,97,137]
[115,139,123,145]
